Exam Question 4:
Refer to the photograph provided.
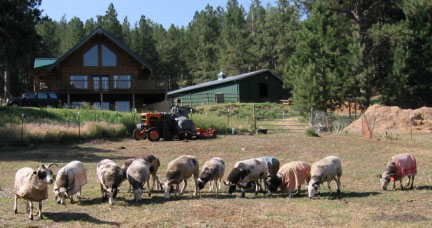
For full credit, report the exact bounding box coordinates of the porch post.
[132,93,136,111]
[100,93,103,109]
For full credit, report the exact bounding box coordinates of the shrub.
[306,128,320,137]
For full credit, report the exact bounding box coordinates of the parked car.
[7,92,60,108]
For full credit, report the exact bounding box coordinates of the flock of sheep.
[13,152,417,220]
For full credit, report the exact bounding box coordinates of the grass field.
[0,132,431,227]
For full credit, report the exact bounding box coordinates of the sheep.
[380,153,417,190]
[258,156,280,177]
[122,154,161,192]
[197,157,225,193]
[224,158,268,198]
[266,161,311,197]
[53,161,87,204]
[162,155,200,199]
[126,159,151,202]
[96,159,123,205]
[308,156,342,198]
[13,164,58,220]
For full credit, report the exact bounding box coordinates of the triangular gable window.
[102,45,117,67]
[83,45,98,66]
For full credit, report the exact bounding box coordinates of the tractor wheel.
[147,129,161,141]
[133,128,146,140]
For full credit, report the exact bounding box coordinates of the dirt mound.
[344,104,432,134]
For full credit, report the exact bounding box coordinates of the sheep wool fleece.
[278,161,311,193]
[391,153,417,181]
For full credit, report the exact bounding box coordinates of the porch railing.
[37,79,167,92]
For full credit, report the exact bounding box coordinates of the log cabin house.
[32,26,166,112]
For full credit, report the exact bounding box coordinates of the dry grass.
[0,132,432,227]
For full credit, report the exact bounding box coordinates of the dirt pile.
[344,104,432,134]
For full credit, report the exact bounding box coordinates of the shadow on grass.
[310,191,381,200]
[44,212,120,226]
[415,185,432,190]
[0,143,129,163]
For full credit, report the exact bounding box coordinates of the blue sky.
[40,0,277,29]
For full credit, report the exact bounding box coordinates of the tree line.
[1,0,431,112]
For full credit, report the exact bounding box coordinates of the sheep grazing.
[258,156,280,177]
[96,159,123,205]
[54,161,87,204]
[126,159,151,202]
[13,164,58,220]
[122,154,161,191]
[197,157,225,193]
[225,158,268,198]
[266,161,311,197]
[380,153,417,190]
[163,155,200,199]
[308,156,342,198]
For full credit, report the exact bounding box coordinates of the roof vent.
[218,72,227,80]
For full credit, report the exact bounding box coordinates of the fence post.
[310,108,314,128]
[227,108,230,126]
[253,105,256,134]
[189,93,192,106]
[21,114,25,143]
[207,93,210,104]
[77,112,81,139]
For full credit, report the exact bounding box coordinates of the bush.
[306,128,320,137]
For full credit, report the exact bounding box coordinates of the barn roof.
[167,69,282,95]
[33,26,153,71]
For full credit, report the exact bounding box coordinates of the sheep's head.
[197,178,206,190]
[133,188,143,202]
[308,183,319,198]
[266,175,282,193]
[37,164,58,184]
[54,187,68,204]
[223,181,236,194]
[162,180,175,199]
[379,173,390,190]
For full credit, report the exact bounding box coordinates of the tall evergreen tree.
[0,0,42,98]
[97,3,122,41]
[36,17,60,57]
[218,0,251,75]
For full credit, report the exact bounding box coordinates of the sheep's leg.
[241,186,246,198]
[254,181,260,195]
[400,179,405,190]
[180,180,187,195]
[392,180,396,190]
[296,186,301,196]
[155,175,161,190]
[14,195,18,214]
[70,195,74,203]
[77,187,82,199]
[406,176,411,188]
[147,179,152,197]
[174,184,179,198]
[209,181,214,192]
[218,178,222,192]
[327,181,332,197]
[336,177,342,195]
[38,201,43,219]
[410,176,415,189]
[193,178,199,197]
[100,184,106,201]
[28,201,33,220]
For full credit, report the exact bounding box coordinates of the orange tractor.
[133,112,216,141]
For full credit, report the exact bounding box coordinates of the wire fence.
[309,109,356,134]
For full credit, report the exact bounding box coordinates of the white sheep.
[308,156,342,198]
[53,161,87,204]
[96,159,123,205]
[197,157,225,193]
[126,159,151,202]
[163,155,200,199]
[13,164,57,220]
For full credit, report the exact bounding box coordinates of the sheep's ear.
[33,171,37,175]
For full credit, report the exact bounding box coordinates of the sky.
[40,0,277,29]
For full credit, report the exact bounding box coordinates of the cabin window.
[83,45,98,66]
[70,75,88,89]
[115,101,130,112]
[93,101,110,110]
[113,75,131,89]
[37,93,48,99]
[102,45,117,66]
[93,76,109,91]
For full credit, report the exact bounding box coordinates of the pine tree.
[97,3,123,41]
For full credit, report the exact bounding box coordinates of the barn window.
[83,45,98,66]
[259,83,268,99]
[102,45,117,66]
[215,93,225,103]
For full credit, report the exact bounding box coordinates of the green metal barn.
[167,69,289,106]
